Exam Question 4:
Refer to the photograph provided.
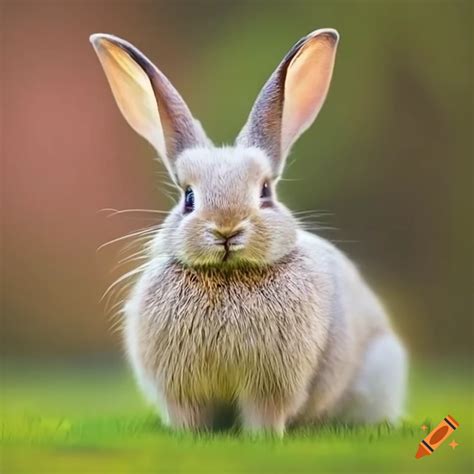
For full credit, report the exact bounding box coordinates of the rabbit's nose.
[211,227,244,242]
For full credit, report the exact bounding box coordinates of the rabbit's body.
[91,28,407,435]
[124,227,405,432]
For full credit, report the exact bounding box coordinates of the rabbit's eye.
[260,181,273,208]
[260,181,271,199]
[184,186,194,213]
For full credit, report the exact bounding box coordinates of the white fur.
[335,334,408,423]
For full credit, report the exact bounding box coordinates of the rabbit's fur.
[91,29,407,435]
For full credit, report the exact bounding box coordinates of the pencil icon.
[415,415,459,459]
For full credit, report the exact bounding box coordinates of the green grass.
[1,358,472,474]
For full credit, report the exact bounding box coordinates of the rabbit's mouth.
[222,242,245,262]
[208,240,244,263]
[209,232,246,263]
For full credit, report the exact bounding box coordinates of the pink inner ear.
[92,37,167,158]
[281,35,338,154]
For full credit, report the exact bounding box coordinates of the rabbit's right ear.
[90,34,209,179]
[237,29,339,177]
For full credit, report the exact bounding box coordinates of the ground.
[1,359,472,473]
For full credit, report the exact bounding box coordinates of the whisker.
[298,221,338,230]
[118,237,154,258]
[278,177,304,182]
[161,189,178,204]
[101,261,151,303]
[97,225,161,252]
[112,255,150,272]
[105,279,137,315]
[293,209,334,217]
[102,208,171,217]
[116,228,164,257]
[117,248,150,265]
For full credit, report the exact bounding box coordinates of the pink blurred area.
[2,2,182,354]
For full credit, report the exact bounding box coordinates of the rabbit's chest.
[127,258,330,399]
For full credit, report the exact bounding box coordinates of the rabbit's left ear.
[237,29,339,177]
[90,34,209,179]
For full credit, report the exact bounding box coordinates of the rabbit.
[90,28,407,436]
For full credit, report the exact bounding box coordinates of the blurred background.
[2,0,472,363]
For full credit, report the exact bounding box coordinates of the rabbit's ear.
[90,34,209,178]
[237,29,339,176]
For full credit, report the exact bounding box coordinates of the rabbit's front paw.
[166,400,215,432]
[239,398,296,437]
